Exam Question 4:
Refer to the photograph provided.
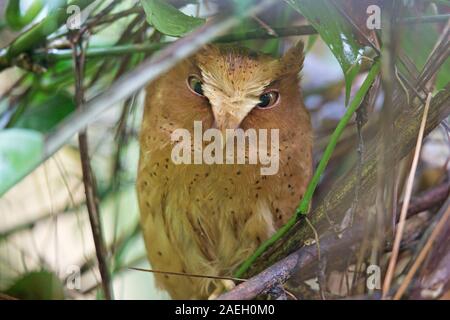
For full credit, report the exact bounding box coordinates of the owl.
[137,41,312,299]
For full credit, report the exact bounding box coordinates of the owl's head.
[145,41,306,137]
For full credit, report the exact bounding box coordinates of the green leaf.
[0,128,44,196]
[436,59,449,91]
[6,0,45,30]
[12,91,76,133]
[6,271,65,300]
[400,5,450,91]
[287,0,365,105]
[141,0,205,37]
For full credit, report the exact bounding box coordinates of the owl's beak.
[211,112,242,148]
[212,115,240,132]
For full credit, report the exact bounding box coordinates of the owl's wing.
[137,160,201,299]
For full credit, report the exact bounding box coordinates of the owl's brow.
[266,80,280,89]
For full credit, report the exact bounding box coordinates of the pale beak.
[211,111,242,149]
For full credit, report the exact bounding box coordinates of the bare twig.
[382,93,432,299]
[394,201,450,299]
[129,267,246,283]
[399,181,450,219]
[71,33,113,300]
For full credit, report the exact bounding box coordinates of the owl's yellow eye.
[257,91,279,109]
[187,75,204,96]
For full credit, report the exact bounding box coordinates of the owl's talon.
[207,280,236,300]
[208,292,219,300]
[222,279,235,291]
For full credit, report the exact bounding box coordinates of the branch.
[243,85,450,278]
[218,226,359,300]
[72,33,113,300]
[218,205,433,300]
[400,181,450,220]
[33,25,317,63]
[394,199,450,299]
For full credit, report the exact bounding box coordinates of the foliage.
[141,0,205,36]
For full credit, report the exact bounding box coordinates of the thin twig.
[382,93,432,299]
[129,267,246,283]
[71,33,113,300]
[398,181,450,219]
[394,201,450,299]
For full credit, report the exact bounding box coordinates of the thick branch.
[244,86,450,277]
[400,181,450,220]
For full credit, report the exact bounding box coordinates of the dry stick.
[382,92,432,299]
[398,181,450,219]
[72,37,113,300]
[395,203,450,299]
[129,267,246,283]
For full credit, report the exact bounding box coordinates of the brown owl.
[137,41,312,299]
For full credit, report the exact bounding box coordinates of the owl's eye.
[187,75,204,96]
[257,91,279,109]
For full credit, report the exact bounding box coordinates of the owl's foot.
[208,280,236,300]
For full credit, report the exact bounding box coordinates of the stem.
[72,37,113,300]
[34,25,318,63]
[234,60,381,278]
[401,14,450,24]
[6,0,45,30]
[35,43,165,62]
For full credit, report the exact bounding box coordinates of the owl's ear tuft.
[279,41,305,75]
